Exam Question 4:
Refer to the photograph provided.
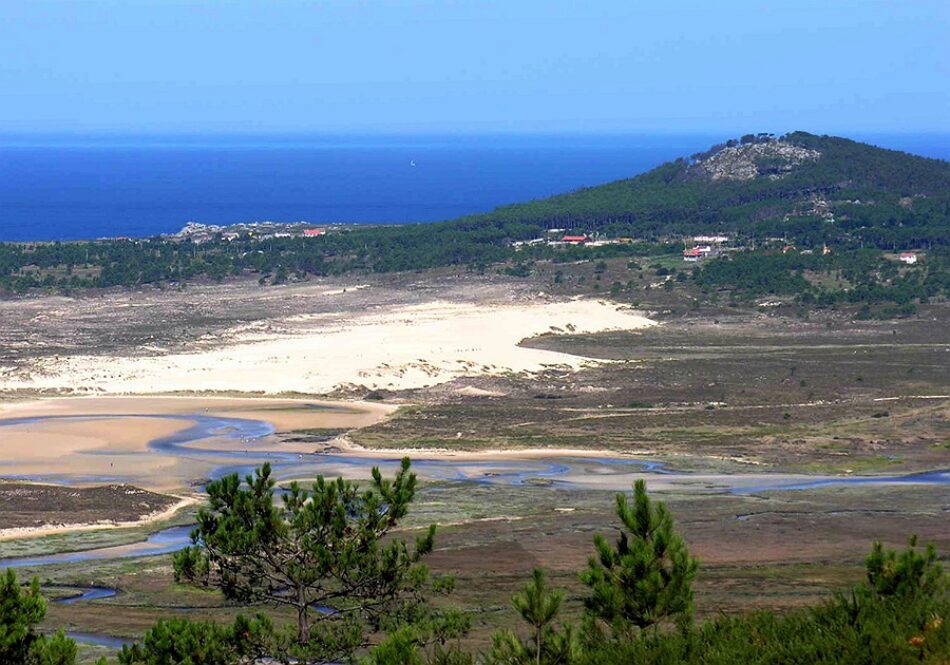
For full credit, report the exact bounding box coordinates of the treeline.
[2,461,947,664]
[691,247,950,313]
[0,227,516,292]
[2,234,947,319]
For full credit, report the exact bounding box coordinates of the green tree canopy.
[0,569,77,665]
[172,458,450,664]
[580,479,698,637]
[487,568,579,665]
[117,615,272,665]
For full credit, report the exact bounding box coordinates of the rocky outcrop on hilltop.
[690,140,821,181]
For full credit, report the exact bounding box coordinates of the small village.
[168,221,337,244]
[512,228,926,267]
[512,229,734,262]
[166,221,923,272]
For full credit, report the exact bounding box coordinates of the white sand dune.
[2,298,654,396]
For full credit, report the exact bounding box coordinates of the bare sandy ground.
[6,396,928,496]
[0,395,395,428]
[0,396,395,491]
[1,298,654,396]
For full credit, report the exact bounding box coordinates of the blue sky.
[1,0,947,134]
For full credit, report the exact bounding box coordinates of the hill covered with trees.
[462,131,950,249]
[1,132,948,307]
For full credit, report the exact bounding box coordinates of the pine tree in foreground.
[580,479,698,639]
[865,534,944,600]
[165,458,461,664]
[486,568,579,665]
[0,569,77,665]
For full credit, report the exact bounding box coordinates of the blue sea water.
[0,133,947,242]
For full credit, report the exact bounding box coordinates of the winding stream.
[49,587,128,649]
[3,526,194,569]
[1,410,947,650]
[1,411,947,570]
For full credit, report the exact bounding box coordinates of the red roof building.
[561,235,588,244]
[303,229,325,237]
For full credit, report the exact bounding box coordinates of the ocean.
[1,133,947,242]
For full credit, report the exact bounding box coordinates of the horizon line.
[2,128,949,138]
